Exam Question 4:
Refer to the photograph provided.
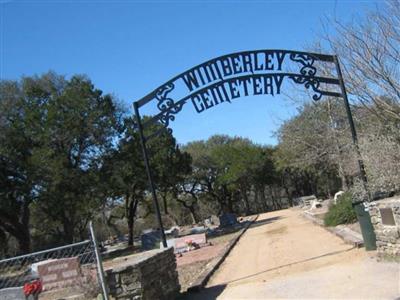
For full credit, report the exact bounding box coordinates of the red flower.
[23,279,42,296]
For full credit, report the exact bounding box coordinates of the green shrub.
[324,192,357,227]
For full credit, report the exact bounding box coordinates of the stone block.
[0,287,25,300]
[370,198,400,256]
[120,271,140,286]
[106,248,179,300]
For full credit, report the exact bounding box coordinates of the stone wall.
[369,197,400,256]
[105,247,180,300]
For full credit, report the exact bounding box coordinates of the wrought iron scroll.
[288,53,323,101]
[289,53,317,76]
[288,75,323,101]
[155,83,185,131]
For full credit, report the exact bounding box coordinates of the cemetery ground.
[0,215,253,300]
[102,217,255,293]
[181,208,400,299]
[2,205,399,299]
[176,231,241,292]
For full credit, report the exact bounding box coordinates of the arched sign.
[135,50,344,141]
[132,49,367,247]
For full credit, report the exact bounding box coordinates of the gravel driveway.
[182,208,400,299]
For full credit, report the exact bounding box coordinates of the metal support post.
[133,102,168,248]
[333,55,376,250]
[89,221,109,300]
[333,55,369,192]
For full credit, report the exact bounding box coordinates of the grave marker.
[36,257,81,290]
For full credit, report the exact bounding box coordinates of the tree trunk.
[338,164,348,191]
[283,184,293,207]
[268,186,277,210]
[254,186,262,213]
[127,198,139,246]
[20,202,31,253]
[261,186,268,211]
[188,205,199,224]
[62,211,75,244]
[242,189,250,215]
[162,192,168,215]
[17,231,31,254]
[222,185,234,213]
[227,196,234,213]
[327,97,349,192]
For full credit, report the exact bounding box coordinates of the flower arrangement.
[23,279,42,299]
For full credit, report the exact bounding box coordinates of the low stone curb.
[302,211,364,248]
[186,215,259,293]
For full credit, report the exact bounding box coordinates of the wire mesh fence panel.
[0,240,96,289]
[0,238,105,299]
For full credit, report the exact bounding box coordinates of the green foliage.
[0,72,123,252]
[182,135,277,215]
[104,117,192,245]
[274,98,351,197]
[324,192,357,227]
[0,71,194,254]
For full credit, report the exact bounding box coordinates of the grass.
[324,192,357,227]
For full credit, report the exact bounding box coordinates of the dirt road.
[183,208,400,299]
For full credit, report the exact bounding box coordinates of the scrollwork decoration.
[155,83,185,129]
[289,75,323,101]
[289,53,317,77]
[289,53,323,101]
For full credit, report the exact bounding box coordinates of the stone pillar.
[369,197,400,256]
[105,247,180,300]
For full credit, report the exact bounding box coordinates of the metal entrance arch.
[132,49,370,248]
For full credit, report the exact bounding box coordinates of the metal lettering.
[191,95,205,113]
[182,71,200,91]
[231,55,242,74]
[220,58,233,77]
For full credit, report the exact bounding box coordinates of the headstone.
[204,218,212,227]
[159,238,176,249]
[219,213,238,228]
[141,230,161,250]
[36,257,81,291]
[190,226,206,234]
[31,259,56,276]
[310,200,322,209]
[0,287,25,300]
[164,226,180,237]
[296,195,318,207]
[334,191,345,204]
[210,215,220,226]
[173,233,207,253]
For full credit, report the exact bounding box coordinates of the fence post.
[89,221,109,300]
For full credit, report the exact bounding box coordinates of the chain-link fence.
[0,222,108,300]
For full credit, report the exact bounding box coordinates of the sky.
[1,0,378,145]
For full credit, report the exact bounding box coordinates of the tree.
[274,99,352,198]
[0,72,123,251]
[0,75,57,253]
[35,74,122,244]
[320,0,400,196]
[104,118,191,245]
[183,135,277,216]
[324,0,400,123]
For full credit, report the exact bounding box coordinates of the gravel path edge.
[186,215,259,293]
